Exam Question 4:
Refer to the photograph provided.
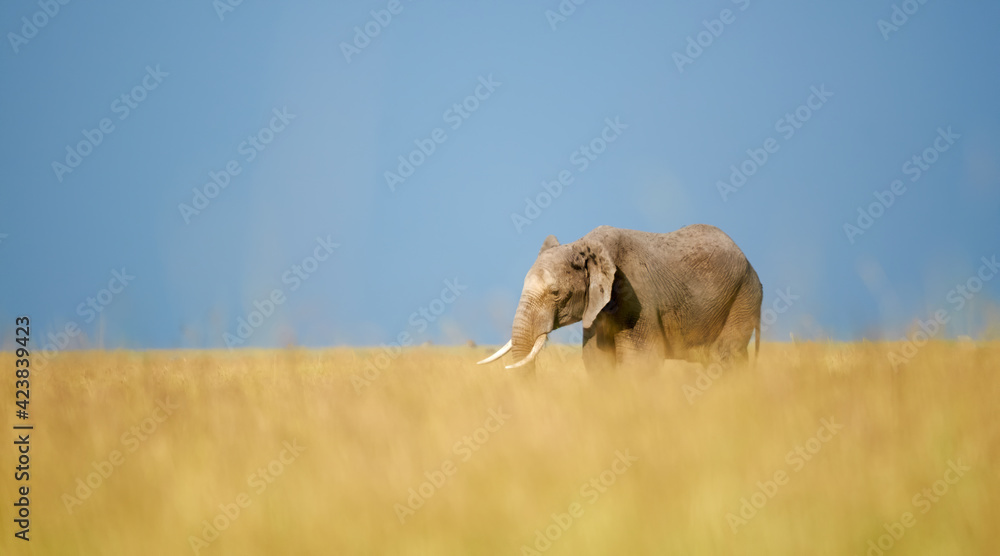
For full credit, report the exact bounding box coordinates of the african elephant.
[478,224,762,372]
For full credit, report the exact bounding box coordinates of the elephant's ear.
[539,235,560,256]
[582,242,615,328]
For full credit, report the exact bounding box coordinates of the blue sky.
[1,0,999,350]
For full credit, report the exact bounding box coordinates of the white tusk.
[477,340,512,365]
[506,335,547,369]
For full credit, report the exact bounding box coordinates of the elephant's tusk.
[506,335,547,369]
[477,340,512,364]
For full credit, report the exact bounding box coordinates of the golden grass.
[1,342,997,555]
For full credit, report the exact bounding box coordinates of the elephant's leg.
[710,319,753,365]
[710,288,758,367]
[710,337,748,366]
[614,320,666,373]
[582,317,616,374]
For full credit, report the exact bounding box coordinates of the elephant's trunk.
[508,290,552,371]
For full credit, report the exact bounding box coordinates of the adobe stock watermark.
[7,0,75,54]
[877,0,932,41]
[188,441,306,554]
[394,407,511,524]
[351,278,468,393]
[61,398,180,514]
[385,75,502,192]
[887,254,997,371]
[761,287,798,334]
[519,450,639,555]
[842,127,959,244]
[726,416,844,534]
[672,0,751,73]
[223,236,339,349]
[178,107,296,224]
[213,0,249,22]
[511,116,627,233]
[716,85,833,201]
[36,267,136,366]
[857,459,969,556]
[544,0,589,31]
[51,65,169,183]
[340,0,418,64]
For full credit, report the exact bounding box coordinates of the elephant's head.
[479,234,616,370]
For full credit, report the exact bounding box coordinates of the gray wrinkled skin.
[507,224,762,373]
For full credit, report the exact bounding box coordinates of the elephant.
[477,224,762,372]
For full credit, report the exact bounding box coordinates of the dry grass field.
[2,341,997,555]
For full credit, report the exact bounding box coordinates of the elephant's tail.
[753,267,762,366]
[754,321,760,364]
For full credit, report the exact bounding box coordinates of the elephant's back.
[584,224,750,273]
[644,224,748,267]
